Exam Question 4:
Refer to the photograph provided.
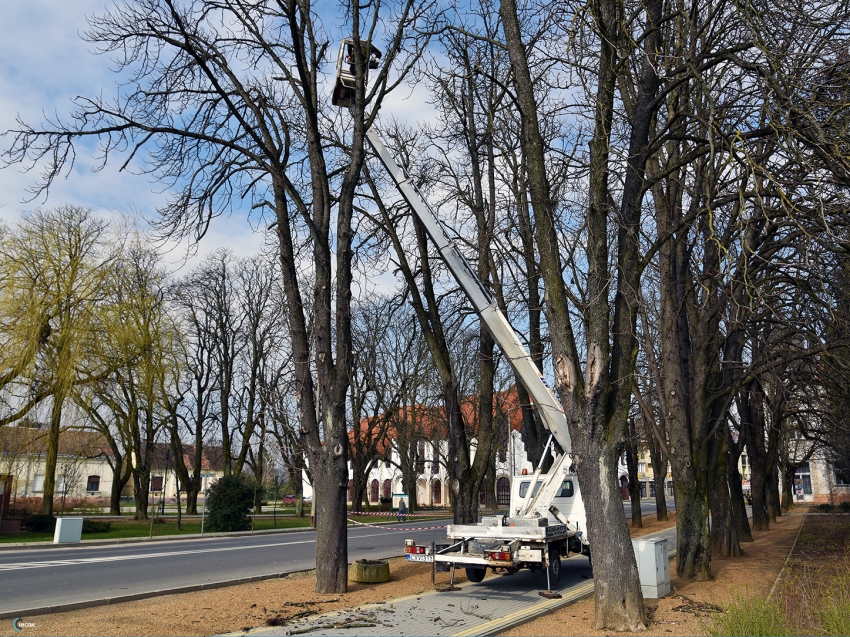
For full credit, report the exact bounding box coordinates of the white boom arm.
[366,127,573,518]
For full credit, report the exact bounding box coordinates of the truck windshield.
[518,479,574,499]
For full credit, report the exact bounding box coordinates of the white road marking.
[0,527,434,572]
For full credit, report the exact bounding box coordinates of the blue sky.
[0,0,436,276]
[0,0,269,270]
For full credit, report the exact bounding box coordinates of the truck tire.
[465,567,486,583]
[547,548,561,586]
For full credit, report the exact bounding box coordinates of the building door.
[433,479,442,505]
[795,464,813,500]
[496,477,510,507]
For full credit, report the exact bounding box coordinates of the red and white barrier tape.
[349,511,448,518]
[347,518,448,531]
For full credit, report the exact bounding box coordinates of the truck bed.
[445,522,571,542]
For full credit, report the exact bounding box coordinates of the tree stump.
[349,559,390,583]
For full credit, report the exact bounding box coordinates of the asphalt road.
[624,497,676,518]
[1,499,677,617]
[0,520,452,617]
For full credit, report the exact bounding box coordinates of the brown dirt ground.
[0,509,807,637]
[502,508,810,636]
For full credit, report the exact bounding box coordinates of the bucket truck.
[333,41,589,593]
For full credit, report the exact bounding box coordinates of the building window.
[417,439,426,473]
[33,474,44,492]
[479,486,487,505]
[431,441,439,475]
[497,477,510,507]
[667,480,674,497]
[835,470,850,486]
[86,475,100,492]
[382,479,392,500]
[638,462,646,474]
[795,464,813,495]
[639,481,647,498]
[151,476,164,492]
[433,479,442,505]
[649,480,656,498]
[347,480,353,503]
[370,479,379,503]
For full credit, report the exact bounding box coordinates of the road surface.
[1,498,677,617]
[0,520,451,616]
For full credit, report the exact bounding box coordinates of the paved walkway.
[234,526,678,637]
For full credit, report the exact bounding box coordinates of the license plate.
[407,554,434,562]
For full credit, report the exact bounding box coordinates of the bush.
[205,475,254,532]
[82,520,111,533]
[22,514,57,533]
[817,503,836,512]
[838,501,850,513]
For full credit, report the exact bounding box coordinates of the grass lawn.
[0,508,457,545]
[708,513,850,636]
[0,515,311,544]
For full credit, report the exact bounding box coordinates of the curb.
[0,554,407,621]
[456,547,679,636]
[767,512,807,600]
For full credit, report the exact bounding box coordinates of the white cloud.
[0,2,445,277]
[0,0,267,271]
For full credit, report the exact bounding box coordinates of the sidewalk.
[234,526,678,637]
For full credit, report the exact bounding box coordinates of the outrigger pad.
[539,590,563,599]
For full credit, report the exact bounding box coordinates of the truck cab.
[510,473,589,547]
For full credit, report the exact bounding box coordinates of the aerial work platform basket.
[331,39,382,108]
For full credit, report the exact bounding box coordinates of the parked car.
[283,495,297,505]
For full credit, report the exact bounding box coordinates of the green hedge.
[205,475,254,532]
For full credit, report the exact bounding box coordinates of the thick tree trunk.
[402,460,417,513]
[40,397,64,516]
[577,444,646,630]
[672,464,712,579]
[133,475,150,522]
[749,465,769,531]
[186,483,199,516]
[648,435,668,521]
[728,453,753,542]
[109,458,130,516]
[781,466,795,512]
[625,425,642,528]
[767,468,781,522]
[312,452,349,594]
[708,429,740,557]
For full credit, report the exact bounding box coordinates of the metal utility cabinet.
[54,517,84,544]
[631,537,671,598]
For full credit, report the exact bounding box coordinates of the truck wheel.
[547,548,561,586]
[465,567,486,583]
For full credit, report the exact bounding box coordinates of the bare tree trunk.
[709,423,741,557]
[728,453,753,542]
[311,450,349,594]
[625,420,642,528]
[647,432,668,522]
